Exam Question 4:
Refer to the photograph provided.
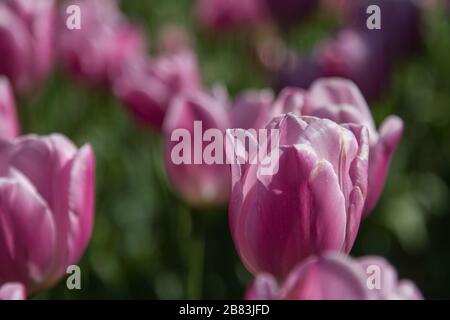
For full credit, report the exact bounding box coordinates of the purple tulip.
[60,0,146,85]
[246,253,423,300]
[229,113,369,279]
[315,29,391,102]
[0,282,26,300]
[350,0,422,61]
[304,78,403,215]
[114,49,202,131]
[0,0,56,91]
[163,90,231,207]
[273,55,322,92]
[196,0,268,32]
[0,134,95,294]
[0,77,19,139]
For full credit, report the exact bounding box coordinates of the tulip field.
[1,0,450,301]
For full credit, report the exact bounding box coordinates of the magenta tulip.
[229,113,369,279]
[196,0,268,32]
[0,134,95,294]
[60,0,146,85]
[246,253,423,300]
[114,49,202,130]
[304,78,403,215]
[0,77,19,139]
[163,90,231,207]
[0,282,26,300]
[0,0,56,91]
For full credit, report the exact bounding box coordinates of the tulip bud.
[305,78,403,215]
[229,113,369,278]
[246,253,423,300]
[0,134,95,294]
[115,49,202,131]
[0,0,56,91]
[0,282,26,300]
[163,90,231,207]
[0,77,20,139]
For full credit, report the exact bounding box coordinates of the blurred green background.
[17,1,450,299]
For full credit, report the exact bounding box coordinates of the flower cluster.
[0,0,426,300]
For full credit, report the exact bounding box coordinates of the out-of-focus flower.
[60,0,146,85]
[163,90,231,207]
[115,49,202,131]
[264,0,318,27]
[304,78,403,215]
[0,134,95,294]
[315,29,391,102]
[273,55,322,92]
[0,0,56,91]
[0,282,26,300]
[229,89,275,130]
[196,0,269,32]
[0,77,19,139]
[246,253,423,300]
[229,113,369,279]
[349,0,422,61]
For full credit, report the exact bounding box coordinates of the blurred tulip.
[264,0,318,27]
[229,113,369,278]
[0,282,26,300]
[0,77,19,139]
[115,49,202,131]
[229,89,274,130]
[349,0,422,61]
[0,0,56,91]
[163,90,231,207]
[304,78,403,215]
[60,0,146,85]
[0,134,95,294]
[246,253,423,300]
[196,0,268,32]
[315,29,390,102]
[273,55,322,92]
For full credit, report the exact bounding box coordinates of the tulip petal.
[0,282,26,300]
[0,169,55,292]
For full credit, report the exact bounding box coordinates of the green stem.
[187,209,205,300]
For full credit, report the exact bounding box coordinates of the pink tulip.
[246,253,423,300]
[196,0,268,32]
[163,90,231,207]
[0,0,56,91]
[0,134,95,294]
[0,282,26,300]
[315,29,391,102]
[163,86,302,207]
[304,78,403,215]
[229,113,369,279]
[60,0,146,85]
[114,49,201,131]
[0,77,19,139]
